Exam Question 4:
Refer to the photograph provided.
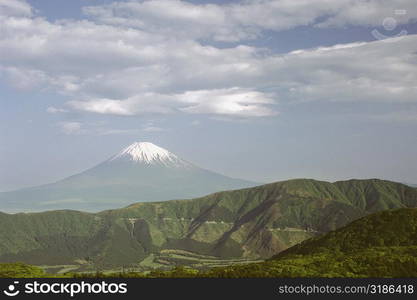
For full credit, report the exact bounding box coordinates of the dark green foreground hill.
[197,208,417,277]
[0,179,416,273]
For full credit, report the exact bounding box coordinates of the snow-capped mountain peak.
[110,142,191,167]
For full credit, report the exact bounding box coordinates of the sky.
[0,0,417,191]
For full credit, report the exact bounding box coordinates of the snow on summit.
[111,142,191,167]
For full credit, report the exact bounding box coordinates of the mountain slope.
[275,207,417,257]
[198,208,417,277]
[0,178,416,272]
[0,142,256,212]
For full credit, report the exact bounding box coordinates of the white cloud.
[177,88,277,117]
[69,88,277,117]
[58,121,147,136]
[68,98,137,116]
[0,66,48,90]
[58,122,83,135]
[0,0,32,17]
[83,0,255,42]
[47,106,67,113]
[265,37,417,103]
[84,0,417,41]
[68,93,177,115]
[1,0,417,121]
[316,1,417,28]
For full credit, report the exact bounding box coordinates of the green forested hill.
[195,208,417,278]
[4,208,417,277]
[274,208,417,256]
[0,178,416,272]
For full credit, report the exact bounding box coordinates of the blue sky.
[1,0,417,191]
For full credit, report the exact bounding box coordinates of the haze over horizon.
[1,0,417,192]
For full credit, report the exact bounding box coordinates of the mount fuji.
[0,142,257,212]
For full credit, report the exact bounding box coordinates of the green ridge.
[0,178,416,273]
[196,208,417,277]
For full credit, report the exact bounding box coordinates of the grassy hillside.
[274,207,417,256]
[0,263,46,278]
[85,208,417,278]
[0,179,416,272]
[5,207,413,278]
[196,208,417,277]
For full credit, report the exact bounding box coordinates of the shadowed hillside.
[196,208,417,277]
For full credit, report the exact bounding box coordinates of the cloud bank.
[0,0,416,120]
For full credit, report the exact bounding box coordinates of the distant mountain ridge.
[0,178,416,272]
[0,142,257,212]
